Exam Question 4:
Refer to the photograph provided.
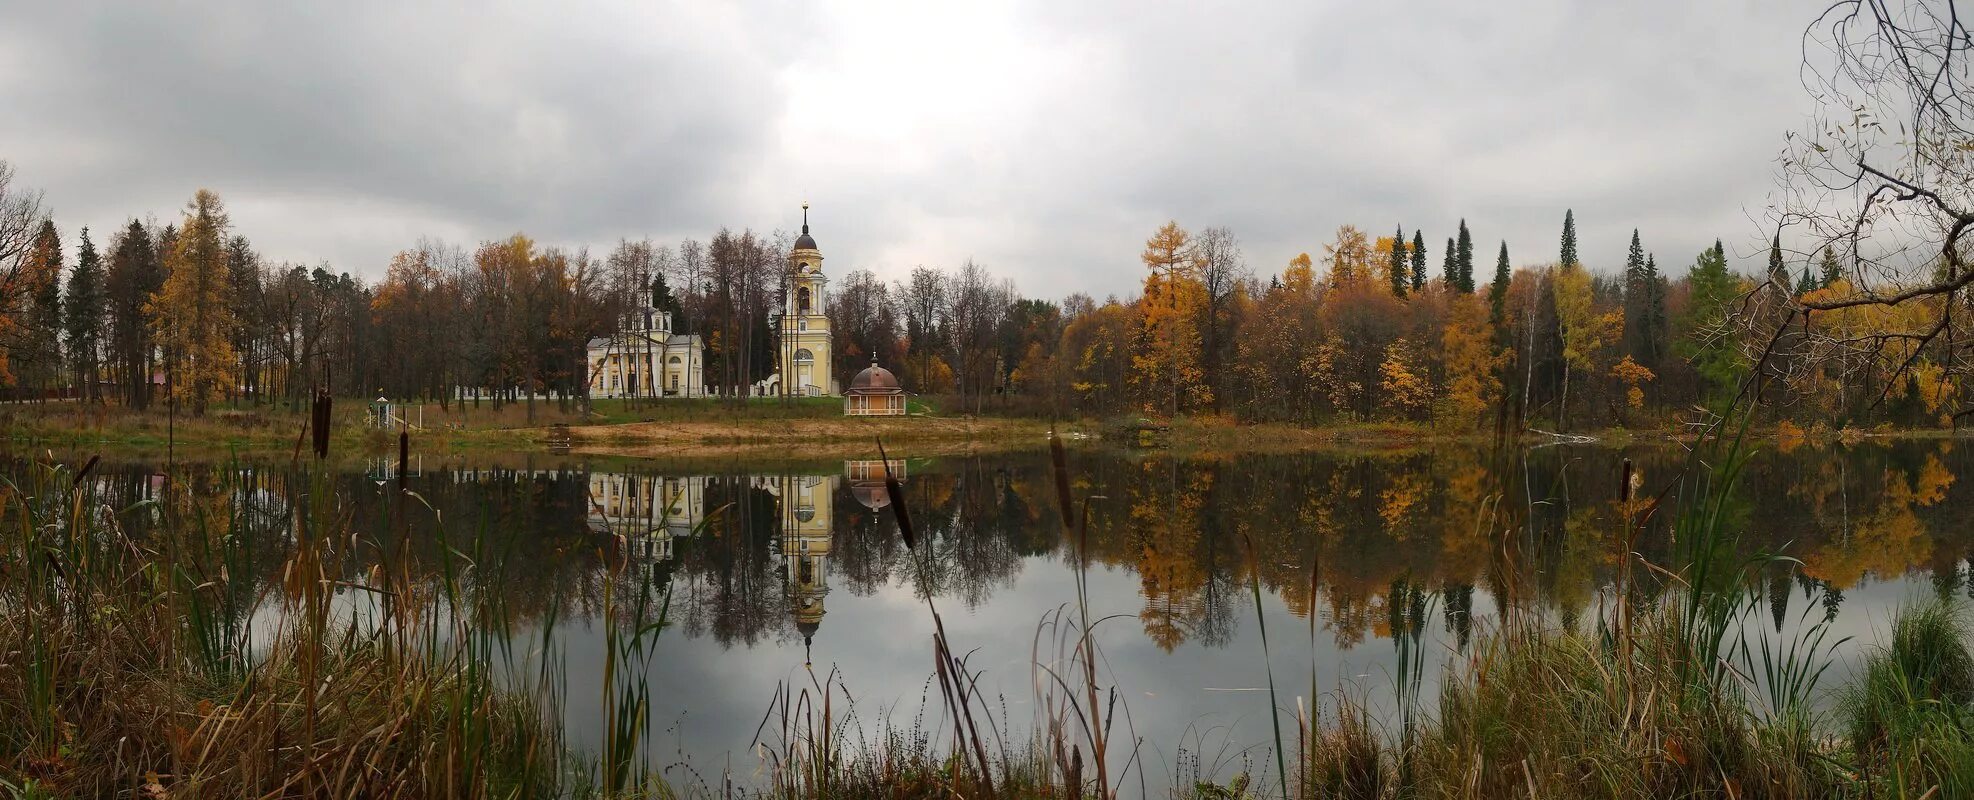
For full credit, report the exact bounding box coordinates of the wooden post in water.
[310,388,332,459]
[397,426,409,491]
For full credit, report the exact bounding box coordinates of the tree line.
[0,164,1959,430]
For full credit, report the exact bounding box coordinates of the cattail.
[877,439,915,550]
[71,454,100,489]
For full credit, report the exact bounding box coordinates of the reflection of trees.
[1800,453,1954,588]
[673,478,784,647]
[28,438,1974,656]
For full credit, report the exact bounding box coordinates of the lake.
[19,437,1968,793]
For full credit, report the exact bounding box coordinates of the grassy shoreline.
[7,399,1965,461]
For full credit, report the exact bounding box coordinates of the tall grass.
[0,455,579,797]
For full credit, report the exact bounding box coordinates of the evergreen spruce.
[1767,233,1788,288]
[1679,240,1742,402]
[64,227,105,400]
[1625,229,1646,281]
[1621,229,1650,364]
[1641,253,1668,371]
[1559,209,1579,268]
[1443,236,1458,287]
[106,219,165,408]
[1409,230,1427,292]
[26,220,64,396]
[1819,246,1843,287]
[1389,225,1408,297]
[1488,241,1511,330]
[1796,265,1817,296]
[651,271,684,326]
[1454,219,1475,292]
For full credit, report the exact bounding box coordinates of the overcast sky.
[0,0,1810,298]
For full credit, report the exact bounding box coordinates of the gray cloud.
[0,0,1809,295]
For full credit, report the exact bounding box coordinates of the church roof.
[847,360,904,394]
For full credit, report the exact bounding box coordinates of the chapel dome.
[852,483,890,510]
[848,361,903,393]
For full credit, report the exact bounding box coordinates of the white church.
[586,287,706,399]
[587,204,833,400]
[586,204,914,408]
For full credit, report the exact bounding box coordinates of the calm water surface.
[21,439,1971,791]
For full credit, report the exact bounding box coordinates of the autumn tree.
[1378,338,1432,419]
[827,268,899,371]
[1194,225,1247,409]
[1611,355,1656,424]
[148,189,239,415]
[899,265,948,392]
[1323,225,1373,289]
[1553,213,1620,430]
[946,260,1013,411]
[0,161,49,389]
[1136,222,1207,415]
[1284,252,1317,295]
[1439,293,1508,426]
[18,220,64,396]
[1058,299,1134,414]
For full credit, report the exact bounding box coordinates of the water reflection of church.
[583,460,905,648]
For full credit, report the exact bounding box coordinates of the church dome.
[793,202,819,251]
[848,361,903,393]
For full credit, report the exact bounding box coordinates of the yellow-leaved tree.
[1378,338,1432,419]
[147,189,238,415]
[1552,261,1620,430]
[1438,293,1508,427]
[1610,355,1657,423]
[1133,222,1210,415]
[1283,252,1318,296]
[1323,225,1372,289]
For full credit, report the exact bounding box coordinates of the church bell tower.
[779,203,835,396]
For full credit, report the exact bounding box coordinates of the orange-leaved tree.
[1134,222,1209,415]
[1439,293,1509,427]
[147,189,238,415]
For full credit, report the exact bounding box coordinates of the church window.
[794,348,814,365]
[797,286,812,313]
[668,356,682,364]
